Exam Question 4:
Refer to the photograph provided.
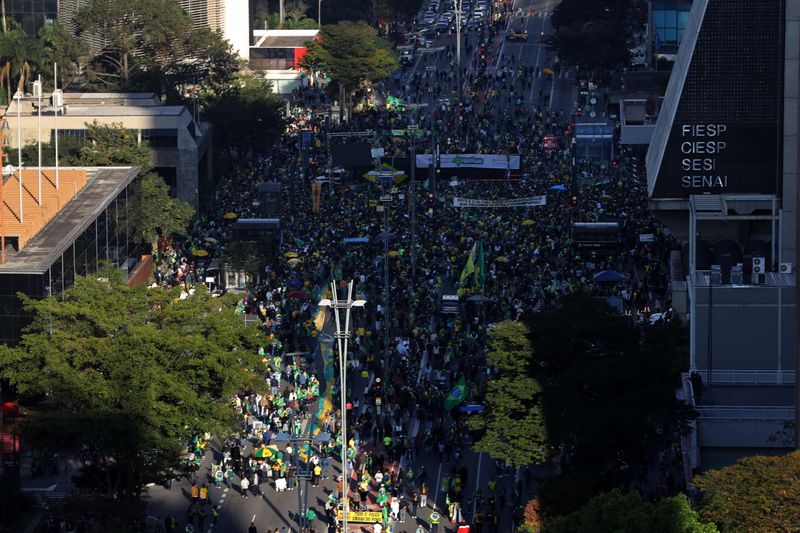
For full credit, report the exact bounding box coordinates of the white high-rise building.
[176,0,251,60]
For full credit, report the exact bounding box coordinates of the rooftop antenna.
[14,89,22,223]
[34,75,41,205]
[53,62,60,190]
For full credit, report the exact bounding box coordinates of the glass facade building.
[6,0,57,37]
[0,171,140,345]
[652,0,693,49]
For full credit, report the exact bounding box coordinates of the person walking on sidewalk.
[420,482,428,508]
[241,476,250,497]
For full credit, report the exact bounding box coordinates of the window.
[653,0,693,48]
[56,129,89,139]
[141,129,178,148]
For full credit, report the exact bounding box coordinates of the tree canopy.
[544,490,718,533]
[693,451,800,533]
[202,73,287,166]
[75,0,240,95]
[0,274,266,499]
[468,321,549,467]
[303,21,397,91]
[470,295,695,516]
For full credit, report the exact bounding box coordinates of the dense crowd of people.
[145,5,675,532]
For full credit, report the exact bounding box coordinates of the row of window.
[0,185,141,344]
[56,129,179,148]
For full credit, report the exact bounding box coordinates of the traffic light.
[571,196,578,206]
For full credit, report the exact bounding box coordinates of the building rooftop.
[63,106,187,117]
[693,271,796,288]
[254,35,314,48]
[0,167,140,274]
[61,93,161,106]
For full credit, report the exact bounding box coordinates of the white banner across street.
[416,153,521,170]
[452,196,547,208]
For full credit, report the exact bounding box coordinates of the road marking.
[472,452,484,516]
[252,514,256,523]
[528,0,550,105]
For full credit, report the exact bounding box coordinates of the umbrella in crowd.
[223,212,238,220]
[287,290,308,299]
[521,219,535,226]
[252,445,279,459]
[550,184,567,191]
[284,252,299,258]
[593,270,626,283]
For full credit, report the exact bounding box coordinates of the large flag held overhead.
[460,242,478,287]
[444,375,468,411]
[476,241,485,288]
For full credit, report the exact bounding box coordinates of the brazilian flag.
[444,375,468,411]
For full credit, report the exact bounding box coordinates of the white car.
[423,11,436,23]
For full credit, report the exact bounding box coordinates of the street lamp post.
[455,0,463,101]
[318,280,366,533]
[318,0,323,28]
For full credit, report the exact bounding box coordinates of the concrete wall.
[694,285,796,373]
[4,106,203,208]
[698,418,791,448]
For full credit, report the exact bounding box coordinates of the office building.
[646,0,798,468]
[4,92,211,209]
[250,29,318,94]
[0,166,143,345]
[651,0,693,58]
[176,0,250,59]
[4,0,57,37]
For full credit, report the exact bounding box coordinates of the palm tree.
[0,29,42,102]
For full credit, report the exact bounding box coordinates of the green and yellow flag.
[475,240,486,288]
[460,242,477,287]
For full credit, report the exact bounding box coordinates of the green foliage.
[693,451,800,533]
[468,321,548,467]
[8,121,149,168]
[466,296,694,516]
[7,135,85,167]
[527,296,694,513]
[37,23,87,91]
[544,489,718,533]
[0,28,43,102]
[128,173,195,246]
[76,0,240,94]
[548,0,629,77]
[78,121,152,168]
[203,72,287,164]
[304,21,397,91]
[0,277,265,499]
